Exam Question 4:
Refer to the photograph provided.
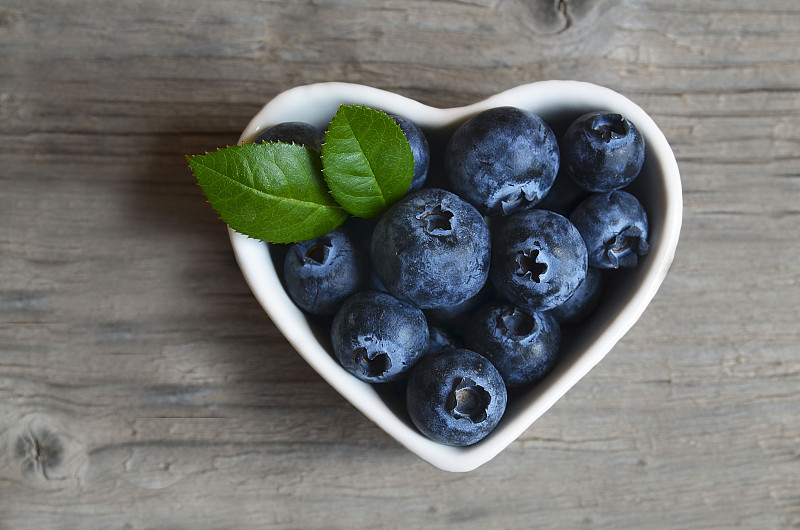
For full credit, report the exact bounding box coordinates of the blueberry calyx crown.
[355,347,392,378]
[590,113,629,143]
[500,187,537,215]
[515,248,547,283]
[446,377,490,423]
[499,308,537,338]
[604,226,650,268]
[416,205,454,236]
[303,238,332,265]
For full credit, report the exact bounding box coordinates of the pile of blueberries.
[261,107,650,447]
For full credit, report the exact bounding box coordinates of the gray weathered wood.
[1,0,799,528]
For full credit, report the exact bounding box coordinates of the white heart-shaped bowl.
[229,81,682,472]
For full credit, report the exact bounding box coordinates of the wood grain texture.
[1,0,799,528]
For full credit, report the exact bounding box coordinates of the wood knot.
[498,0,609,36]
[15,429,63,480]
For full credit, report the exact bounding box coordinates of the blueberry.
[389,114,430,192]
[255,121,325,152]
[283,228,369,315]
[367,270,388,292]
[340,215,378,253]
[535,169,588,217]
[466,301,561,388]
[331,291,429,383]
[444,106,559,216]
[491,209,588,312]
[424,281,492,326]
[425,325,462,355]
[561,112,645,192]
[569,191,650,269]
[548,267,604,326]
[339,217,387,292]
[406,348,507,446]
[370,188,491,309]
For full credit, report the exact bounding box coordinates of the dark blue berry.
[444,106,559,216]
[370,188,491,309]
[425,325,462,355]
[255,121,325,152]
[331,291,429,383]
[561,112,645,192]
[390,114,430,192]
[466,301,561,388]
[406,349,507,446]
[491,209,587,312]
[283,228,369,315]
[548,267,604,326]
[424,282,492,327]
[535,169,589,217]
[569,191,650,269]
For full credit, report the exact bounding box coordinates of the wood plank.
[1,0,799,528]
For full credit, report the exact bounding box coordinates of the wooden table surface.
[2,1,799,528]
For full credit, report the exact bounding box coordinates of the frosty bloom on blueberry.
[426,325,462,356]
[549,267,604,327]
[370,188,491,310]
[570,190,650,269]
[444,106,559,216]
[283,228,369,315]
[491,209,588,313]
[406,349,507,447]
[331,291,429,383]
[561,111,645,193]
[466,301,561,388]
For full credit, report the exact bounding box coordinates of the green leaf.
[188,142,349,244]
[321,105,415,218]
